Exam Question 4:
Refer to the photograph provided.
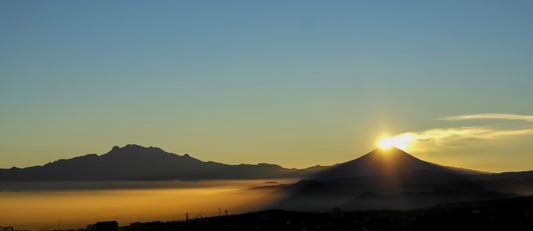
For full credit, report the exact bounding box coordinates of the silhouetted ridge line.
[312,147,474,181]
[0,144,326,181]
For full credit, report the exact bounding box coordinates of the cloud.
[394,127,533,150]
[403,127,533,141]
[387,113,533,151]
[440,113,533,122]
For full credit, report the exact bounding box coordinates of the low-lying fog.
[0,179,297,231]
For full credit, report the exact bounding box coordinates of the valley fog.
[0,179,296,231]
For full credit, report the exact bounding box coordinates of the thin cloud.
[440,113,533,122]
[395,127,533,149]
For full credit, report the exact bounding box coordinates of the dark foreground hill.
[79,196,533,231]
[0,144,327,181]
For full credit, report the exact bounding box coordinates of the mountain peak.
[370,146,411,154]
[313,148,448,181]
[103,144,174,161]
[107,144,163,153]
[363,147,421,162]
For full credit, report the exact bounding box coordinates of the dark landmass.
[312,147,485,181]
[0,144,327,181]
[67,195,533,231]
[2,145,533,212]
[271,148,533,211]
[2,146,533,230]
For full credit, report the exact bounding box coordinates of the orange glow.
[377,135,411,150]
[0,180,294,231]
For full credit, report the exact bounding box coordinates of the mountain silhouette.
[0,144,326,181]
[271,147,533,211]
[312,147,480,181]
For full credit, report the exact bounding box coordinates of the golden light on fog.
[0,179,294,231]
[377,135,411,151]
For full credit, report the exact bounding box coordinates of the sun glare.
[377,135,411,151]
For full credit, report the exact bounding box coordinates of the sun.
[377,135,411,150]
[378,138,395,149]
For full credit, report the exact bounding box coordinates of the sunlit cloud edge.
[440,113,533,122]
[386,127,533,151]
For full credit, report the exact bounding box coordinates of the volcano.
[312,147,477,181]
[271,148,526,211]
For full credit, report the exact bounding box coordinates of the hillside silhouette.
[313,147,483,181]
[0,144,327,181]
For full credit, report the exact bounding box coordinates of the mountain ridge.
[0,144,326,181]
[3,144,533,205]
[312,147,484,181]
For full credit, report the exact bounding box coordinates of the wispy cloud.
[440,113,533,122]
[402,127,533,142]
[387,113,533,151]
[392,127,533,151]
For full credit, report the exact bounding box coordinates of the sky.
[1,1,532,172]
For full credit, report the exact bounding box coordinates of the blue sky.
[1,1,533,171]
